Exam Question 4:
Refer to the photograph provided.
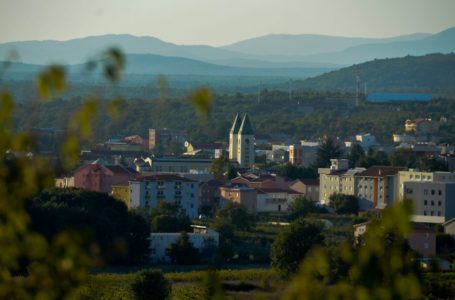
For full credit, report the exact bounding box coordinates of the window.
[438,211,441,216]
[438,201,442,206]
[431,200,435,206]
[431,189,435,195]
[430,211,434,216]
[438,190,442,196]
[424,211,427,216]
[424,200,428,205]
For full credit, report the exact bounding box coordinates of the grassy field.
[78,268,282,300]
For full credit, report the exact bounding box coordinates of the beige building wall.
[111,185,130,209]
[220,186,257,213]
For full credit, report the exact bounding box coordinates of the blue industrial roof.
[367,93,432,102]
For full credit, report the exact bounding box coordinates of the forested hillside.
[297,53,455,93]
[12,90,455,145]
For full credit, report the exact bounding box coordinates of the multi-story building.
[229,113,255,168]
[148,128,186,151]
[73,159,138,194]
[136,156,213,173]
[404,181,455,222]
[288,143,318,167]
[356,166,404,210]
[318,159,365,205]
[129,174,198,218]
[396,170,455,200]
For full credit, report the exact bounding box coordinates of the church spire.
[238,113,254,135]
[230,113,241,134]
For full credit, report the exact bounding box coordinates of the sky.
[1,0,455,46]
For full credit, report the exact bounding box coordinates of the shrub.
[131,269,171,300]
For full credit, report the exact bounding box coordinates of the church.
[229,113,255,168]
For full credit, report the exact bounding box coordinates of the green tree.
[389,148,417,168]
[283,202,422,300]
[316,138,342,168]
[209,155,231,181]
[348,143,365,168]
[416,156,448,172]
[28,188,150,265]
[201,269,225,300]
[215,202,254,231]
[275,163,318,180]
[150,201,191,233]
[271,219,324,278]
[289,196,325,221]
[328,193,359,214]
[131,269,171,300]
[167,232,200,265]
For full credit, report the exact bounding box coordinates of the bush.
[131,269,171,300]
[328,193,359,214]
[271,218,324,278]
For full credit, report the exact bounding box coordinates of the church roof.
[238,114,254,135]
[230,113,241,134]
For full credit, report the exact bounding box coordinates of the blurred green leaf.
[107,97,125,120]
[36,65,66,100]
[189,86,213,118]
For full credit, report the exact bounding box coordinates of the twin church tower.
[229,113,255,168]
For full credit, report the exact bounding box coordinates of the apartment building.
[356,166,404,210]
[318,159,365,205]
[129,174,198,218]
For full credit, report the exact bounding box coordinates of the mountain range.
[0,27,454,70]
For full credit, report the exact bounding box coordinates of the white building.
[256,188,300,213]
[355,133,378,150]
[149,225,219,263]
[129,174,198,218]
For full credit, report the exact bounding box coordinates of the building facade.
[219,186,257,213]
[149,226,219,263]
[148,128,186,151]
[129,174,198,218]
[356,166,404,210]
[73,161,138,194]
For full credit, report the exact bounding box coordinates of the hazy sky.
[1,0,454,46]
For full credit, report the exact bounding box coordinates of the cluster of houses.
[52,113,455,262]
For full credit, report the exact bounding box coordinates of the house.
[404,118,438,135]
[129,174,198,218]
[148,128,186,151]
[149,225,219,263]
[289,179,320,202]
[219,185,257,213]
[353,222,436,256]
[230,173,291,190]
[256,188,300,213]
[54,176,75,188]
[73,159,138,193]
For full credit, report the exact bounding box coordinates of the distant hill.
[0,28,453,68]
[299,27,455,65]
[0,34,245,65]
[1,54,335,79]
[296,53,455,92]
[221,32,430,56]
